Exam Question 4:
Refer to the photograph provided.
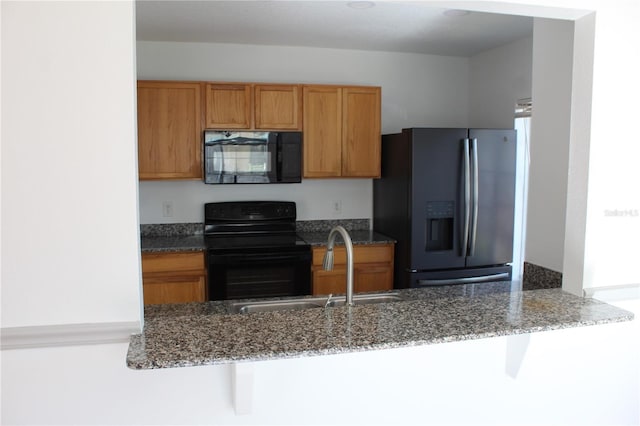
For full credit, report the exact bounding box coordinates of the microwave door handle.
[213,145,224,182]
[214,137,265,145]
[275,133,283,182]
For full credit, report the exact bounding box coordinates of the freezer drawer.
[407,265,512,288]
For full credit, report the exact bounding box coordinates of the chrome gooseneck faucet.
[322,226,355,307]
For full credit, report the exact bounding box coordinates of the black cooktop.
[204,201,309,252]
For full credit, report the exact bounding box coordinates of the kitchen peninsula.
[133,221,633,370]
[127,284,632,369]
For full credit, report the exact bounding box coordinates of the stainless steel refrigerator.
[373,128,516,288]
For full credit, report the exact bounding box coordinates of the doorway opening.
[512,98,532,286]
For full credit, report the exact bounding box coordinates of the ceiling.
[136,1,534,57]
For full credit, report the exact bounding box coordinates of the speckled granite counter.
[140,223,205,253]
[140,231,392,252]
[127,283,633,369]
[140,235,205,253]
[139,221,393,252]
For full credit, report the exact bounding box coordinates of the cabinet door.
[342,86,381,177]
[312,268,348,296]
[137,81,202,180]
[143,275,206,305]
[141,252,205,273]
[311,244,395,295]
[302,86,342,177]
[141,252,206,305]
[255,85,302,130]
[205,83,252,129]
[355,265,393,293]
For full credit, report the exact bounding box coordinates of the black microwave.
[204,131,302,184]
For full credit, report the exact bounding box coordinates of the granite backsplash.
[140,223,203,237]
[522,262,563,290]
[140,219,371,237]
[296,219,370,233]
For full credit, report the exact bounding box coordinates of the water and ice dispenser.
[425,201,454,251]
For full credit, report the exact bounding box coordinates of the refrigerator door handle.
[469,138,479,256]
[417,272,510,286]
[461,138,471,257]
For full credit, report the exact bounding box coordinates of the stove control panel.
[205,201,296,222]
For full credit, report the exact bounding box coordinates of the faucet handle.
[324,294,333,308]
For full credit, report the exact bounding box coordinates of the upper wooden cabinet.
[303,85,381,178]
[254,84,302,130]
[204,83,252,129]
[205,83,302,130]
[302,86,343,177]
[342,87,382,177]
[137,81,203,180]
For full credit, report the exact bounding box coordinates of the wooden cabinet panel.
[354,265,393,293]
[312,269,350,296]
[137,81,202,180]
[142,252,204,273]
[255,85,302,130]
[342,86,381,177]
[311,243,394,295]
[143,275,206,305]
[141,252,206,305]
[303,85,381,178]
[312,244,394,266]
[205,83,252,129]
[312,265,393,296]
[302,86,343,177]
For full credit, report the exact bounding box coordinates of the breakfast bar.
[127,283,633,369]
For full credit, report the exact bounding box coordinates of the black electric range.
[204,201,311,300]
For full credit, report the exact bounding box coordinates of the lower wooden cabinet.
[141,251,206,305]
[311,243,394,295]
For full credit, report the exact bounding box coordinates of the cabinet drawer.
[143,275,206,305]
[141,252,205,274]
[312,244,393,266]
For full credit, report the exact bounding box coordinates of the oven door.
[207,248,311,300]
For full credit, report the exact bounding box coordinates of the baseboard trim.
[1,321,141,350]
[583,283,640,302]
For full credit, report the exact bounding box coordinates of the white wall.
[136,41,470,223]
[524,19,574,274]
[468,36,533,128]
[139,179,373,223]
[3,315,638,425]
[0,1,142,328]
[582,3,640,289]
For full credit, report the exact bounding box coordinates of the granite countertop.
[139,231,393,253]
[139,228,394,253]
[126,283,633,369]
[140,235,205,253]
[140,223,205,253]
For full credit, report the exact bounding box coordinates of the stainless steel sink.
[232,300,325,314]
[326,293,403,307]
[229,292,404,314]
